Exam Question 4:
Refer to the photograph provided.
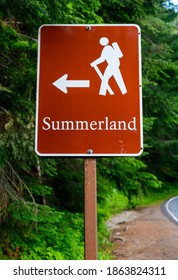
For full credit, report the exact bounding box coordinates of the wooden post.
[84,158,97,260]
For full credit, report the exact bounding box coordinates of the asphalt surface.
[162,196,178,224]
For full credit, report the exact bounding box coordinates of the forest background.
[0,0,178,260]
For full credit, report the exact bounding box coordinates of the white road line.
[165,196,178,223]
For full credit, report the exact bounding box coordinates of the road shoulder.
[107,204,178,259]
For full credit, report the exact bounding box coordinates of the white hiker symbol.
[90,37,127,96]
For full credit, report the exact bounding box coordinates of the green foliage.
[0,200,84,259]
[0,0,178,260]
[98,157,162,207]
[131,181,178,207]
[97,176,128,220]
[65,0,102,23]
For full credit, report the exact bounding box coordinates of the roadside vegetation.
[0,0,178,259]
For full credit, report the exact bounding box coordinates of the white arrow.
[52,74,90,93]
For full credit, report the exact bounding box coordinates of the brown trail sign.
[35,24,143,157]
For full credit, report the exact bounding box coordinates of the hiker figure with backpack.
[90,37,127,96]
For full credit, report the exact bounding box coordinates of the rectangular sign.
[35,24,143,157]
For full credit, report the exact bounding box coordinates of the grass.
[131,182,178,208]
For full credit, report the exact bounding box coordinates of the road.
[108,202,178,259]
[163,196,178,224]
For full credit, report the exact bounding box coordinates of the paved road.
[163,196,178,224]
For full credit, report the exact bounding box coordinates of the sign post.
[84,158,97,260]
[35,24,142,260]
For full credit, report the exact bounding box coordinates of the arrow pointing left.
[52,74,90,94]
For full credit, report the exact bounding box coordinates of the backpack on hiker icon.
[112,42,123,58]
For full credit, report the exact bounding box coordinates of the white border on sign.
[35,24,143,157]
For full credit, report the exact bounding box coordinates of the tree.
[141,9,178,180]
